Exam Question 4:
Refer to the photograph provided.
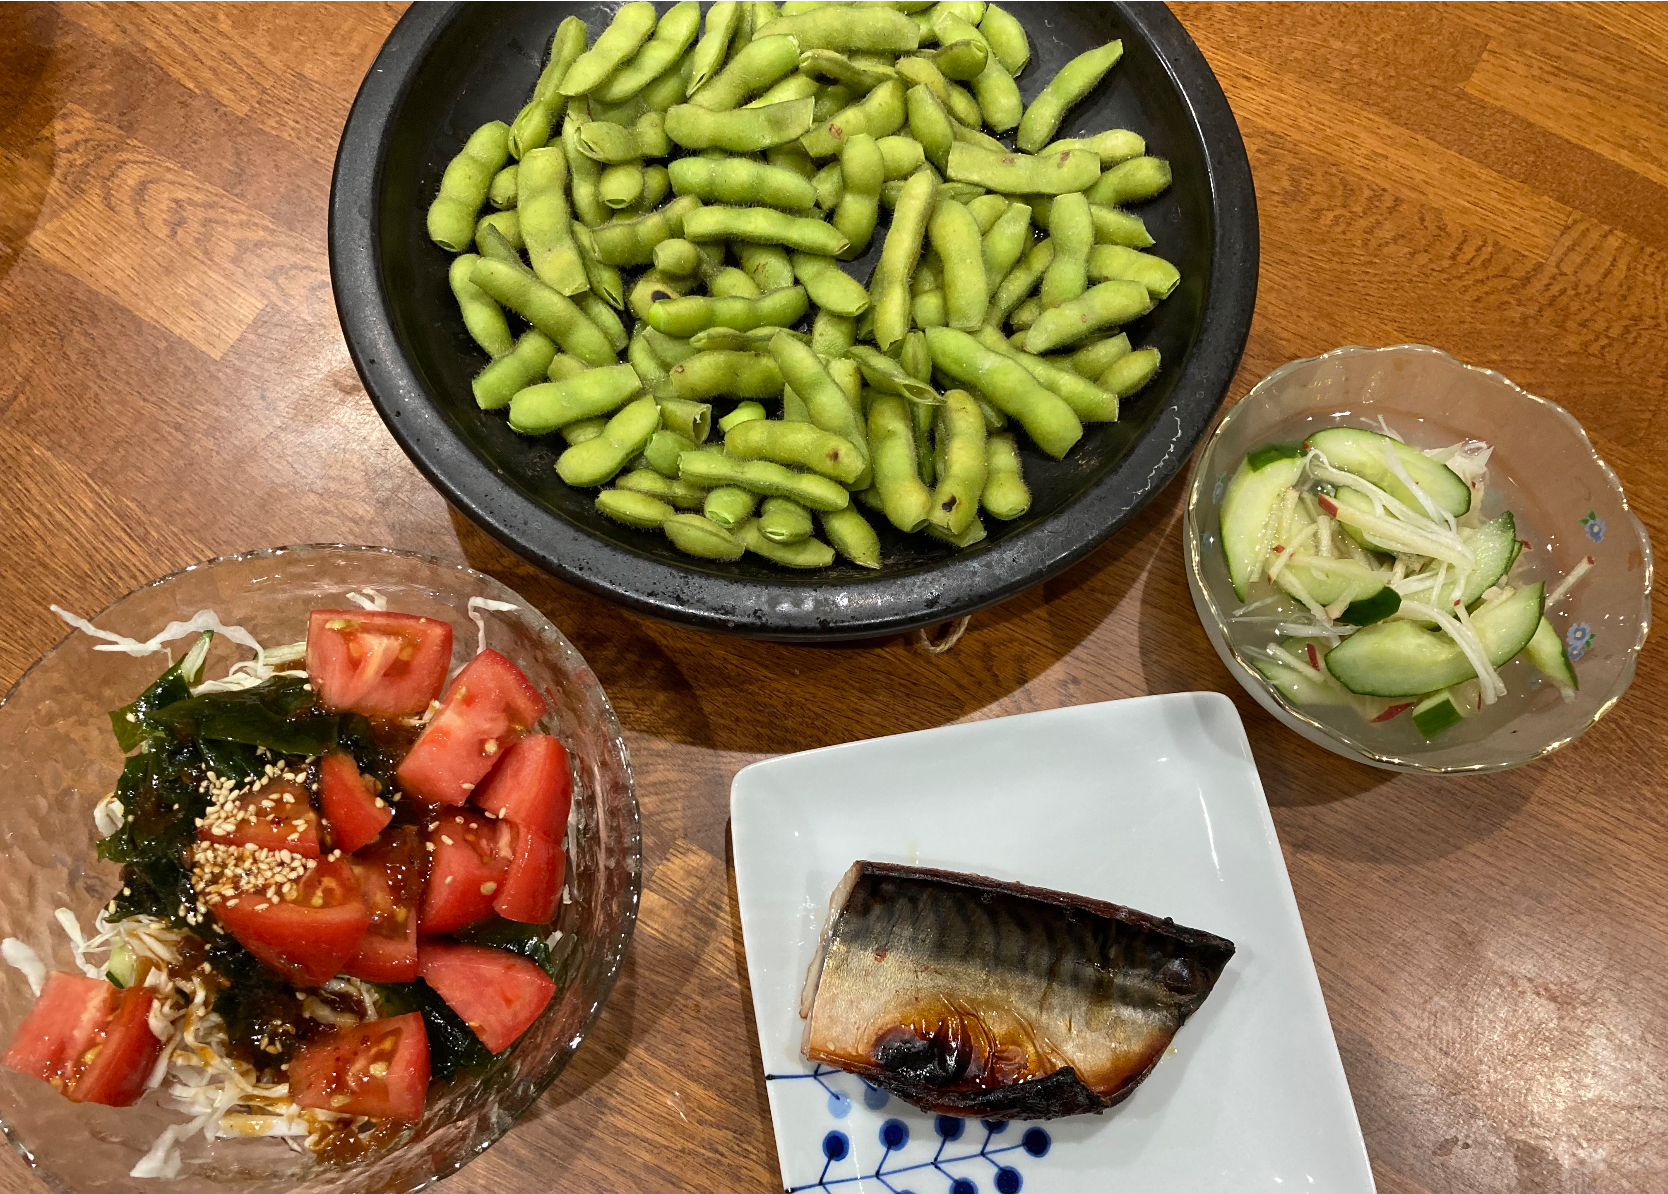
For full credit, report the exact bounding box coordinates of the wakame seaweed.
[150,674,339,757]
[455,918,559,979]
[375,981,496,1081]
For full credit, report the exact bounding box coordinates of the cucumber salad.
[1219,424,1593,739]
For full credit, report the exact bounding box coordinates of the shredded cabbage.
[468,596,521,657]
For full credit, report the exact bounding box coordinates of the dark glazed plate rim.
[329,1,1258,641]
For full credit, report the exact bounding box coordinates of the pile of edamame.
[429,0,1176,571]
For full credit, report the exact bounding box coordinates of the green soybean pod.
[708,266,763,298]
[1040,129,1145,166]
[832,133,884,260]
[663,512,747,560]
[875,134,926,179]
[560,2,659,96]
[597,487,676,529]
[488,163,518,210]
[736,518,835,567]
[556,395,661,486]
[563,416,609,445]
[933,1,987,26]
[1086,244,1181,299]
[562,116,609,227]
[926,512,986,547]
[690,33,801,110]
[932,13,1020,132]
[951,120,1009,157]
[572,222,626,307]
[927,197,988,331]
[1040,190,1092,309]
[448,254,515,359]
[629,335,670,392]
[801,77,908,158]
[658,396,713,442]
[653,237,702,276]
[782,383,806,423]
[427,121,511,252]
[811,309,857,357]
[508,362,643,433]
[799,48,900,93]
[472,330,557,412]
[637,161,672,208]
[599,162,644,210]
[734,242,796,291]
[867,394,932,532]
[725,418,866,485]
[749,72,821,109]
[703,486,758,529]
[665,97,815,151]
[905,84,954,172]
[972,393,1007,431]
[813,162,844,210]
[682,205,850,257]
[931,37,988,82]
[644,326,699,366]
[978,4,1028,74]
[966,192,1009,233]
[1016,39,1124,154]
[1068,333,1131,379]
[765,6,920,51]
[469,258,618,366]
[1090,204,1155,248]
[647,285,809,336]
[912,290,947,328]
[511,17,589,158]
[1022,279,1152,354]
[719,401,769,432]
[687,0,742,95]
[629,267,689,322]
[913,247,943,295]
[1087,155,1173,206]
[820,506,881,568]
[549,353,592,383]
[616,467,712,509]
[579,111,670,163]
[1099,346,1161,399]
[925,326,1082,458]
[689,325,808,352]
[829,357,866,442]
[981,431,1030,518]
[980,201,1032,297]
[846,346,937,407]
[589,91,649,126]
[593,1,702,104]
[475,221,522,267]
[475,209,523,253]
[758,496,814,543]
[577,291,629,352]
[640,55,693,113]
[591,194,702,265]
[985,236,1051,327]
[870,168,937,350]
[668,350,783,400]
[927,388,988,535]
[765,140,819,180]
[519,147,590,296]
[791,253,870,317]
[667,156,817,210]
[770,334,870,472]
[1010,295,1041,330]
[680,453,851,510]
[972,325,1117,422]
[945,142,1100,195]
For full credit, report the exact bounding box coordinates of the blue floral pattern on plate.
[1582,509,1606,543]
[1566,621,1594,661]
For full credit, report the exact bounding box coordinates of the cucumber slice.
[1399,513,1520,623]
[1253,658,1335,706]
[1273,556,1388,606]
[1411,689,1465,738]
[1220,452,1304,600]
[1331,487,1400,553]
[1247,442,1303,471]
[1305,427,1471,517]
[1339,586,1401,626]
[1324,582,1545,697]
[1523,616,1578,692]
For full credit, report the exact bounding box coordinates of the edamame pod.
[658,396,713,442]
[616,467,712,509]
[572,222,625,306]
[981,431,1030,518]
[679,453,850,510]
[642,57,693,112]
[1040,190,1092,309]
[925,326,1083,458]
[703,485,759,528]
[1090,204,1154,248]
[663,512,746,560]
[577,111,670,162]
[758,496,814,543]
[473,330,557,411]
[1067,333,1132,379]
[508,362,643,433]
[653,237,702,276]
[1087,155,1172,205]
[912,290,946,328]
[556,395,661,486]
[972,326,1118,422]
[718,401,768,432]
[801,77,907,158]
[749,72,821,109]
[629,267,689,321]
[931,38,988,82]
[475,209,523,252]
[984,236,1051,327]
[800,48,899,93]
[591,194,702,265]
[869,168,937,350]
[932,13,1020,132]
[597,488,675,529]
[1099,346,1161,399]
[1016,39,1124,153]
[599,162,644,209]
[449,254,515,358]
[926,512,986,547]
[764,6,921,52]
[876,134,927,179]
[475,222,521,266]
[951,120,1009,157]
[913,248,943,294]
[735,242,797,290]
[867,394,932,531]
[1087,244,1181,298]
[770,333,871,481]
[791,253,870,316]
[687,0,742,96]
[830,357,866,444]
[578,291,629,351]
[644,326,699,365]
[812,309,857,356]
[966,192,1009,233]
[1021,279,1152,354]
[980,201,1032,297]
[978,4,1029,74]
[667,350,784,399]
[488,164,518,209]
[690,34,801,110]
[708,266,763,298]
[1040,129,1144,166]
[906,83,954,172]
[1010,295,1041,330]
[562,117,609,226]
[665,97,815,151]
[736,518,835,567]
[592,2,701,104]
[511,17,589,158]
[629,333,668,389]
[519,147,590,295]
[643,429,698,477]
[563,416,609,445]
[428,121,511,251]
[689,324,808,351]
[667,155,817,210]
[945,142,1100,195]
[549,353,592,383]
[895,55,983,128]
[647,285,809,336]
[766,140,819,180]
[725,418,866,484]
[821,505,882,568]
[469,257,619,365]
[560,3,659,97]
[928,389,988,535]
[682,205,850,256]
[831,133,884,259]
[927,197,988,330]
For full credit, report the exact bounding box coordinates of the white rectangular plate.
[731,692,1374,1194]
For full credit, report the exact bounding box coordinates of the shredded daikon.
[1547,555,1596,610]
[468,596,521,657]
[345,588,389,611]
[1399,598,1506,704]
[2,939,46,997]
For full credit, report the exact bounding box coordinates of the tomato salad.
[1,603,576,1175]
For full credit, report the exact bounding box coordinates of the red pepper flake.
[1371,702,1415,723]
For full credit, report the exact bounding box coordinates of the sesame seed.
[480,882,497,895]
[440,835,454,846]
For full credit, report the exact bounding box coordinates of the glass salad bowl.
[0,545,639,1192]
[1183,345,1652,773]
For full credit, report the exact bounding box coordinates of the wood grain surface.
[1,4,1665,1191]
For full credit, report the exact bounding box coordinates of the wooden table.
[1,3,1664,1191]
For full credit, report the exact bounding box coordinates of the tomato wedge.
[418,810,512,935]
[208,856,370,986]
[493,824,564,925]
[343,827,425,983]
[2,972,164,1107]
[307,610,453,719]
[195,776,321,860]
[289,1012,430,1121]
[319,751,392,854]
[470,734,572,839]
[418,943,555,1054]
[396,650,547,806]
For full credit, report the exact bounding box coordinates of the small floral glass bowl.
[0,545,639,1192]
[1183,345,1653,773]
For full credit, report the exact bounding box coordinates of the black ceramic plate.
[330,2,1257,640]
